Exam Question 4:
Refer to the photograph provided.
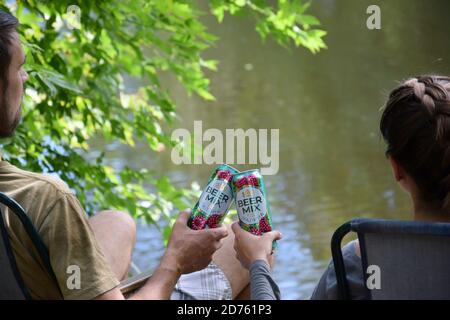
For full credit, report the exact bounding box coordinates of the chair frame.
[0,192,62,299]
[331,218,450,300]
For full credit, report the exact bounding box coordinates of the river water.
[91,0,450,299]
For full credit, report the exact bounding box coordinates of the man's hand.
[231,222,282,270]
[126,210,228,300]
[161,210,229,275]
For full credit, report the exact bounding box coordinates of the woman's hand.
[231,222,282,270]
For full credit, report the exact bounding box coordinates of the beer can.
[232,169,276,245]
[188,164,239,230]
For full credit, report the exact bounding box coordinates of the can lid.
[220,164,240,173]
[233,168,261,175]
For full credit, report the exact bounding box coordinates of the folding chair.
[331,218,450,299]
[0,192,61,299]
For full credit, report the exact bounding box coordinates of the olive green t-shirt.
[0,160,120,299]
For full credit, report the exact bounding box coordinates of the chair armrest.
[119,270,152,295]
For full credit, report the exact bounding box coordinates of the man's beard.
[0,95,21,138]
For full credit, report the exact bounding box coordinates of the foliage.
[0,0,326,238]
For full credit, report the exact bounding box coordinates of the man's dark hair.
[0,9,19,90]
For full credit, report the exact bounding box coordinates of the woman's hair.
[380,75,450,211]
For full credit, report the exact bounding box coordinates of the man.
[0,9,250,300]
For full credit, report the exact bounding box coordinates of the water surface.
[92,0,450,299]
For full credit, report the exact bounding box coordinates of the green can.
[188,164,239,230]
[232,169,275,240]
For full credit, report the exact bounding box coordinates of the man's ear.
[389,156,404,182]
[0,81,3,105]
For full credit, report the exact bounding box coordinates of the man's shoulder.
[0,162,74,212]
[0,162,81,231]
[3,163,72,195]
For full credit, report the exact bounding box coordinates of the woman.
[232,75,450,300]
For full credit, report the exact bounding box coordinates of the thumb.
[263,230,282,241]
[177,209,191,225]
[231,222,244,235]
[206,224,229,240]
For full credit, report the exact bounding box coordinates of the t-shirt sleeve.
[39,193,120,299]
[310,241,369,300]
[249,260,281,300]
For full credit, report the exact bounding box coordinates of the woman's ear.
[389,156,415,194]
[389,156,403,182]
